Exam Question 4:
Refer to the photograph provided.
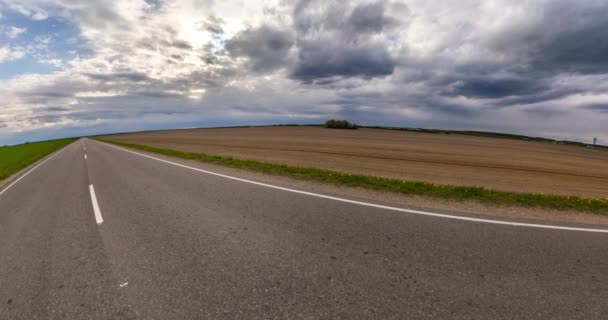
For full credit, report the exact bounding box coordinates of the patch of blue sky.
[145,0,162,8]
[0,56,59,79]
[0,9,91,78]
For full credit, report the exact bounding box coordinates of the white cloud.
[6,26,26,38]
[0,46,25,62]
[31,11,48,20]
[38,58,62,67]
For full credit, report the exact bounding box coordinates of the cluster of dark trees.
[324,119,358,130]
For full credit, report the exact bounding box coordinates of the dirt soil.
[101,126,608,198]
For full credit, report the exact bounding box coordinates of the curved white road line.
[0,144,71,197]
[99,141,608,234]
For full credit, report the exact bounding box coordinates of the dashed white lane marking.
[0,145,70,197]
[84,153,87,160]
[89,184,104,225]
[98,141,608,234]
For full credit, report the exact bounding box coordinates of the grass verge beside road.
[0,139,76,182]
[99,139,608,215]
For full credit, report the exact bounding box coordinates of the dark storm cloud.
[445,77,548,99]
[61,108,189,122]
[287,0,403,83]
[20,91,75,104]
[330,88,477,117]
[115,91,182,99]
[532,24,608,74]
[220,1,404,82]
[527,3,608,74]
[424,66,583,109]
[85,72,152,82]
[291,40,395,83]
[347,2,399,34]
[23,114,64,124]
[41,106,70,112]
[31,91,74,99]
[226,25,294,72]
[499,88,582,106]
[390,1,608,111]
[475,1,608,77]
[63,110,126,121]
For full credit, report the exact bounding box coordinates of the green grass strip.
[0,138,76,181]
[99,139,608,215]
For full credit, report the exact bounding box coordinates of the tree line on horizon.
[324,119,358,130]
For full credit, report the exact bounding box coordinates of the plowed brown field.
[101,126,608,198]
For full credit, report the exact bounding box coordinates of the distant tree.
[324,119,358,130]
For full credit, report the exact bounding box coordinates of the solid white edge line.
[98,141,608,234]
[0,144,71,197]
[89,184,103,225]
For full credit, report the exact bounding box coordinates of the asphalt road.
[1,139,606,319]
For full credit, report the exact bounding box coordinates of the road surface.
[1,139,606,319]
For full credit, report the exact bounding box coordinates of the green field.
[99,139,608,215]
[0,139,76,181]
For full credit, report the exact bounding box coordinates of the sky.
[0,0,607,146]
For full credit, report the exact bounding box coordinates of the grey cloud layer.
[226,1,405,82]
[0,0,607,145]
[226,25,294,72]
